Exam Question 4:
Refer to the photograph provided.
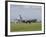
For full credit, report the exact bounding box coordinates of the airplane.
[15,15,37,24]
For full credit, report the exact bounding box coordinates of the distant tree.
[31,19,37,22]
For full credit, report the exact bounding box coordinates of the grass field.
[10,22,42,32]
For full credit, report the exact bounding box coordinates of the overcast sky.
[10,4,42,21]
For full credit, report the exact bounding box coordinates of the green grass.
[10,22,42,32]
